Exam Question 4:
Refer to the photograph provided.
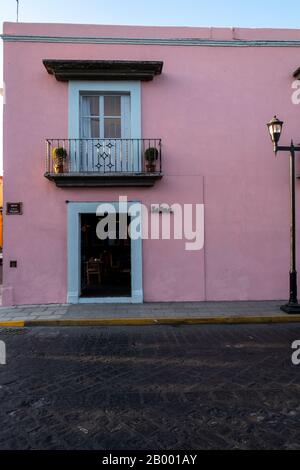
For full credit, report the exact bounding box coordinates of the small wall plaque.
[151,204,174,214]
[6,202,23,215]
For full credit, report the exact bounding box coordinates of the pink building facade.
[2,22,300,306]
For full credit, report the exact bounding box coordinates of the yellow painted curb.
[21,315,300,327]
[0,321,25,327]
[1,316,300,328]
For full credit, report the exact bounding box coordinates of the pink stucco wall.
[2,22,300,305]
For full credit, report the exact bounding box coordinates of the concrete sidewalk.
[0,301,300,326]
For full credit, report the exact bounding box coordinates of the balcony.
[45,138,163,187]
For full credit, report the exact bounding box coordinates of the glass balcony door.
[78,94,134,172]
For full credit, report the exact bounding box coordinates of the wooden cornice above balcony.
[43,59,163,81]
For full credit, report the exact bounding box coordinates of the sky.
[1,0,300,29]
[1,0,300,172]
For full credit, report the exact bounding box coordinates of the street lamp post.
[267,116,300,313]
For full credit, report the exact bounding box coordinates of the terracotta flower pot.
[146,162,156,172]
[53,160,64,174]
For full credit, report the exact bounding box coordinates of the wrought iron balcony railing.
[45,138,162,187]
[46,138,162,173]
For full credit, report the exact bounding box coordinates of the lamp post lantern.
[267,116,300,313]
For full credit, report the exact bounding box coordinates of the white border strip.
[2,34,300,47]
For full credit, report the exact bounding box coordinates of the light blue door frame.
[67,201,143,304]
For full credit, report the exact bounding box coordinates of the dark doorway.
[80,213,131,298]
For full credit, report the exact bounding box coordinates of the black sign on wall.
[6,202,23,215]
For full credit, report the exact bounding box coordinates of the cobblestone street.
[0,324,300,450]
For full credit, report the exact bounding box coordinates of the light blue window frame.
[68,81,141,139]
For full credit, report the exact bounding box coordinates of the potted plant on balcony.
[144,147,159,172]
[52,147,67,174]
